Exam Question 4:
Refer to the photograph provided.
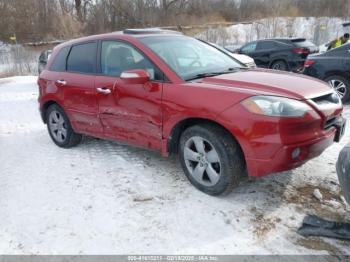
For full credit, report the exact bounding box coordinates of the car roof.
[54,28,183,50]
[242,38,308,46]
[123,28,183,35]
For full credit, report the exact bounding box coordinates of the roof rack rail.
[123,28,182,35]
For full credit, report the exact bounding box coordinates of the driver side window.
[241,42,257,54]
[100,41,162,80]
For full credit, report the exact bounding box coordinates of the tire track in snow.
[1,76,350,255]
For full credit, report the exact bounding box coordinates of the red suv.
[38,29,346,195]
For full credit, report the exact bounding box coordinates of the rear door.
[63,42,103,135]
[95,40,163,150]
[320,44,350,77]
[254,40,276,68]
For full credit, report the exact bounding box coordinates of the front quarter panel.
[162,82,253,141]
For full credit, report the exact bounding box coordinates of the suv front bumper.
[242,115,346,177]
[246,126,338,177]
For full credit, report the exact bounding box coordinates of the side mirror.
[120,69,150,85]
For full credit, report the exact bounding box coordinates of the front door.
[241,41,259,66]
[95,40,163,150]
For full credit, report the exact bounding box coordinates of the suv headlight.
[241,96,312,117]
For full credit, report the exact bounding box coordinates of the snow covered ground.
[0,76,349,255]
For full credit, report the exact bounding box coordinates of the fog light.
[292,148,301,159]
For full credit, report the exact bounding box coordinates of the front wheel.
[179,124,246,196]
[46,104,82,148]
[325,75,350,103]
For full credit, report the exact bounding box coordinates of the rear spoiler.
[291,38,306,42]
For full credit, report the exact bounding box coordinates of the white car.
[230,53,256,68]
[318,43,328,53]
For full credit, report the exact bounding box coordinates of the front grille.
[325,117,337,130]
[309,93,342,130]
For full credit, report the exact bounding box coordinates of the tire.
[46,104,82,148]
[270,60,288,71]
[179,124,246,196]
[324,75,350,103]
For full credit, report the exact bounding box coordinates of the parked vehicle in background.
[230,53,256,68]
[38,29,345,196]
[199,40,256,68]
[337,142,350,206]
[303,43,350,102]
[235,38,318,72]
[38,49,52,74]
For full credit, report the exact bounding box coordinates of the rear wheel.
[46,104,82,148]
[179,124,246,196]
[325,75,350,103]
[270,60,288,71]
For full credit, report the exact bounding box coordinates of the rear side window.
[257,41,275,50]
[49,47,70,72]
[67,42,97,74]
[327,43,350,56]
[333,43,350,52]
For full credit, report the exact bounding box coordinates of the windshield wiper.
[186,72,223,81]
[185,67,244,81]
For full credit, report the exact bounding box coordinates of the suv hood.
[200,69,332,100]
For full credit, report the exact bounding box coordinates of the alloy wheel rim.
[328,79,347,98]
[48,110,67,143]
[184,136,221,187]
[272,63,284,70]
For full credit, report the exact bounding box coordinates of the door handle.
[96,87,112,94]
[56,79,67,85]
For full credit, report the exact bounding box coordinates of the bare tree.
[1,0,350,43]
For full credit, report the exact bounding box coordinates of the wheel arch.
[41,100,63,123]
[167,117,245,161]
[323,71,349,81]
[269,58,289,70]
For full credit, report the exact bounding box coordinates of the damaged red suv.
[38,29,346,195]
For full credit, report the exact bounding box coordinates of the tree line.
[0,0,349,43]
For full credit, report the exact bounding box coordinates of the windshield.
[139,36,243,81]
